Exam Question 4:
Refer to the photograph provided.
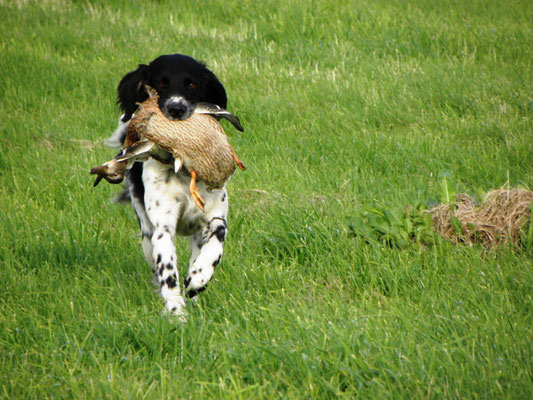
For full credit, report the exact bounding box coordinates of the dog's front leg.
[185,191,229,297]
[142,159,186,318]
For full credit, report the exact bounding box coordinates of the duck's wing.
[115,139,155,169]
[194,103,244,132]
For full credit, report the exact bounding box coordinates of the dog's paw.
[184,266,213,298]
[163,296,187,321]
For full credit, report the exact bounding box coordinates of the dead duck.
[91,85,245,211]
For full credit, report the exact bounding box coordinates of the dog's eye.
[187,81,197,91]
[157,79,169,88]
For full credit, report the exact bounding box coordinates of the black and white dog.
[106,54,235,318]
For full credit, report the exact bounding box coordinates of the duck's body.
[91,86,245,210]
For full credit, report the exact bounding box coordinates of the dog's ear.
[202,68,228,109]
[117,64,149,122]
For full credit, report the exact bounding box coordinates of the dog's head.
[117,54,227,122]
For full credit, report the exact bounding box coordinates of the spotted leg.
[142,158,186,318]
[184,192,229,297]
[125,162,156,271]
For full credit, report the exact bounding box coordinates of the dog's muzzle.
[163,96,192,120]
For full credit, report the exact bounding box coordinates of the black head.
[117,54,227,122]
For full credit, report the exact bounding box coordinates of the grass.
[1,0,532,398]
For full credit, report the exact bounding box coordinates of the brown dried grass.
[429,189,533,247]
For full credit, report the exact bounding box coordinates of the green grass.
[1,0,532,398]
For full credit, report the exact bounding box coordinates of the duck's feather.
[194,102,244,132]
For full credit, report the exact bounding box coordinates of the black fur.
[117,54,227,124]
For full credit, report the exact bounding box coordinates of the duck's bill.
[92,174,104,187]
[92,174,124,187]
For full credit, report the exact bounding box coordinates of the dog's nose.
[167,103,187,119]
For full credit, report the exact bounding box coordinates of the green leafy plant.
[348,204,436,248]
[438,170,457,204]
[348,172,463,248]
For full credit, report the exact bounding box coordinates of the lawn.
[0,0,532,398]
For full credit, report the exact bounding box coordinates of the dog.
[106,54,234,318]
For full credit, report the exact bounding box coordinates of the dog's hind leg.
[184,189,229,297]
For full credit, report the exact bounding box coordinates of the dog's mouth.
[161,96,193,120]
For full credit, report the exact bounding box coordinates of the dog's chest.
[142,159,208,236]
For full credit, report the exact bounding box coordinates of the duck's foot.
[229,145,246,171]
[189,170,206,211]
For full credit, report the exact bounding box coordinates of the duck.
[91,85,245,211]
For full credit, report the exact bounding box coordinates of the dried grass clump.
[429,189,533,247]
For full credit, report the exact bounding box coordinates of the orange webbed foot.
[189,170,206,211]
[229,145,246,171]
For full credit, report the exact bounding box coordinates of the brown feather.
[125,87,237,189]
